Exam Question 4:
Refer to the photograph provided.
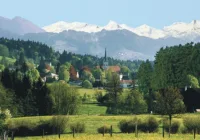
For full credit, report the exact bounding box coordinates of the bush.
[70,122,85,133]
[95,91,104,103]
[164,120,180,134]
[82,80,93,89]
[50,115,69,134]
[119,117,140,133]
[183,116,200,133]
[97,125,111,134]
[139,117,159,133]
[12,125,35,136]
[7,119,55,136]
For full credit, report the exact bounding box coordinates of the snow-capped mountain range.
[1,16,200,60]
[43,20,200,40]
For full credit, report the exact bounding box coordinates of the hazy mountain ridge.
[20,29,188,60]
[0,16,45,35]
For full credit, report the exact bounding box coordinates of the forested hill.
[137,42,200,95]
[0,37,143,72]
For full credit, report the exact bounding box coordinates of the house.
[41,72,59,83]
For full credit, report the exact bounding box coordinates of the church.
[102,48,122,77]
[102,48,132,88]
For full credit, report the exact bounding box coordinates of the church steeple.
[103,48,108,70]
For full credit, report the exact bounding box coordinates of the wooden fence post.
[162,120,165,138]
[103,126,105,137]
[135,122,138,138]
[110,125,112,137]
[194,128,196,139]
[73,128,75,138]
[58,128,61,139]
[42,129,44,138]
[11,131,14,140]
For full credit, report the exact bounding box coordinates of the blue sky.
[1,0,200,28]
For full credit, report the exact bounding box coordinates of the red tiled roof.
[120,80,132,84]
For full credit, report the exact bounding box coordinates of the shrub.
[7,119,54,136]
[82,80,93,89]
[97,125,111,134]
[183,116,200,133]
[164,120,180,134]
[139,117,159,133]
[119,117,140,133]
[95,91,104,103]
[0,114,7,134]
[12,125,35,136]
[50,115,69,134]
[70,122,85,133]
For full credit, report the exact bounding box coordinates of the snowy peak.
[43,19,200,40]
[104,20,122,30]
[43,21,102,33]
[43,20,124,33]
[133,24,166,39]
[163,20,200,39]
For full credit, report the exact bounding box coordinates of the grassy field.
[9,113,200,140]
[14,133,199,140]
[75,86,106,96]
[78,103,107,115]
[8,87,200,140]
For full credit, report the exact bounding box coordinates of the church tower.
[103,48,109,70]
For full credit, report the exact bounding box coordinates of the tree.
[105,72,123,114]
[92,68,105,84]
[0,113,7,139]
[0,44,9,57]
[0,57,10,67]
[121,66,130,75]
[49,82,80,115]
[155,87,185,137]
[0,64,5,72]
[69,65,77,81]
[186,74,199,88]
[0,83,16,114]
[51,115,69,138]
[124,89,147,114]
[82,80,93,89]
[137,60,154,112]
[26,69,40,83]
[58,65,70,82]
[18,52,25,65]
[81,70,95,83]
[137,60,153,94]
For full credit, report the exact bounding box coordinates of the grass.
[9,114,200,139]
[78,103,107,115]
[14,133,200,140]
[75,86,106,96]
